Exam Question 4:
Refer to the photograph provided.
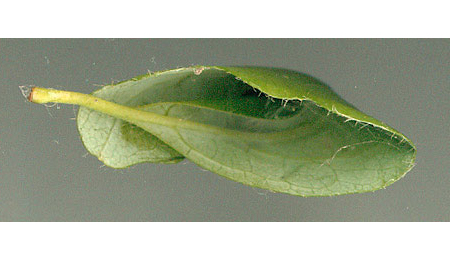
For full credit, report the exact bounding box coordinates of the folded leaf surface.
[53,66,415,196]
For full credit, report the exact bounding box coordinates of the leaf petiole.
[29,87,187,129]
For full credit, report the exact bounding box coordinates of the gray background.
[0,39,448,221]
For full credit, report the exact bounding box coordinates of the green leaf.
[28,66,416,196]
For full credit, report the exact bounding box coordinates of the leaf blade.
[134,99,415,196]
[32,66,416,196]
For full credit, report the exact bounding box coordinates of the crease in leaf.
[26,66,416,196]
